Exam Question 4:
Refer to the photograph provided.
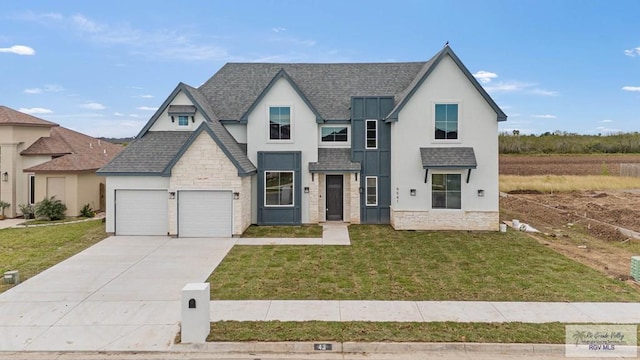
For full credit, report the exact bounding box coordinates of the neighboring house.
[98,45,506,237]
[0,106,122,218]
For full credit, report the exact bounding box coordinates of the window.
[269,106,291,140]
[178,115,189,127]
[365,176,377,206]
[265,171,294,206]
[366,119,377,149]
[432,174,461,209]
[28,174,36,205]
[321,126,348,142]
[434,104,458,140]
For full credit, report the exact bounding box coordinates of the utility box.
[3,270,20,285]
[181,283,210,343]
[632,256,640,282]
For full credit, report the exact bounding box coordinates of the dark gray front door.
[326,175,343,221]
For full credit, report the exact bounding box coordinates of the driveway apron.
[0,236,235,351]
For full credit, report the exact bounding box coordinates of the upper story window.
[320,126,349,145]
[434,104,458,140]
[366,119,377,149]
[432,173,461,209]
[178,115,189,127]
[269,106,291,140]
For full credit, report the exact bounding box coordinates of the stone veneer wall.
[348,173,360,223]
[317,174,326,222]
[390,209,498,231]
[168,133,251,236]
[308,173,319,223]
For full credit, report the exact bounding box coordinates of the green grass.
[500,175,640,193]
[209,225,640,302]
[21,216,94,225]
[208,321,570,343]
[242,225,323,238]
[0,220,107,293]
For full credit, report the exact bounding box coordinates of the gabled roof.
[100,84,256,177]
[239,68,323,123]
[309,148,361,173]
[166,122,256,176]
[0,106,58,127]
[198,62,426,121]
[386,46,507,122]
[22,127,123,173]
[420,147,477,169]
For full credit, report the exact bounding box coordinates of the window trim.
[267,105,293,143]
[319,125,350,147]
[28,174,36,205]
[365,176,378,206]
[431,173,462,210]
[433,102,462,143]
[264,170,295,207]
[365,119,377,149]
[177,115,190,127]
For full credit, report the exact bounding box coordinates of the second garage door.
[115,190,168,236]
[178,190,232,237]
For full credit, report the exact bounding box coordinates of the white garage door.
[178,190,232,237]
[115,190,167,236]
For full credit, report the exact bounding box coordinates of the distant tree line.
[500,131,640,154]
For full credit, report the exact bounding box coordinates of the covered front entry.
[178,190,232,237]
[115,189,168,236]
[326,175,343,220]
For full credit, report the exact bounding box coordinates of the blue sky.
[1,0,639,138]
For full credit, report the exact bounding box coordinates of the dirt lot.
[500,154,640,175]
[499,154,640,286]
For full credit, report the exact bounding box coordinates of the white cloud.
[600,119,613,123]
[622,86,640,92]
[136,106,157,111]
[129,114,140,118]
[80,102,106,110]
[624,47,640,57]
[484,81,558,96]
[272,27,286,33]
[529,88,558,96]
[0,45,36,55]
[113,112,124,116]
[134,94,154,99]
[19,107,53,114]
[473,70,498,84]
[71,14,103,33]
[532,114,557,119]
[24,88,42,94]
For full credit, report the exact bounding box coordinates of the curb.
[171,341,567,355]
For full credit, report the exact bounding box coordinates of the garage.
[115,190,168,235]
[178,190,232,237]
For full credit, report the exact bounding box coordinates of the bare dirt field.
[499,155,640,286]
[500,154,640,175]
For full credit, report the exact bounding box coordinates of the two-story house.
[98,45,506,237]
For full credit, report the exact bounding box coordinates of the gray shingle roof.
[198,62,427,121]
[420,147,477,169]
[98,131,192,175]
[309,148,361,173]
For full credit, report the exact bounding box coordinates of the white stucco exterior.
[245,77,319,223]
[390,54,499,230]
[223,123,247,144]
[147,91,207,132]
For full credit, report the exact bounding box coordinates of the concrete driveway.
[0,236,235,351]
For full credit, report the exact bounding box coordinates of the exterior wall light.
[169,192,176,199]
[233,192,240,200]
[304,187,309,193]
[1,172,8,182]
[477,189,485,197]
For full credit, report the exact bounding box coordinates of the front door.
[326,175,343,221]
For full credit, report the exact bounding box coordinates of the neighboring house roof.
[309,148,361,173]
[23,127,123,173]
[420,147,477,169]
[0,106,58,127]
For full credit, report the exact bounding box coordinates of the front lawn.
[0,220,107,293]
[209,225,640,302]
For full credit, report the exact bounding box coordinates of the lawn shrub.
[35,196,67,221]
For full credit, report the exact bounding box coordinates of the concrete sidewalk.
[210,300,640,323]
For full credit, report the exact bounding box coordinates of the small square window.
[178,115,189,126]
